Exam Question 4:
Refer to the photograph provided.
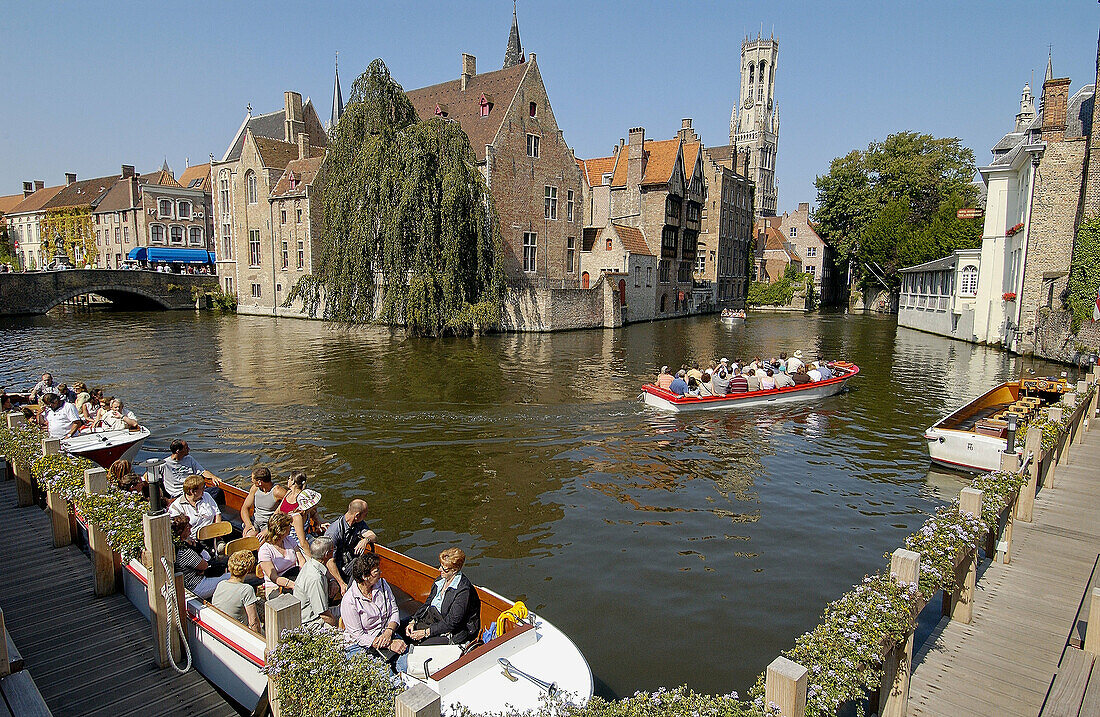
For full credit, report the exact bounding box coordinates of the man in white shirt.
[295,536,337,626]
[150,439,223,499]
[41,393,83,439]
[29,373,57,403]
[786,350,805,375]
[96,398,139,430]
[807,363,823,382]
[167,475,223,530]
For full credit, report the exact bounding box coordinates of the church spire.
[1045,49,1053,83]
[504,0,525,68]
[331,51,344,129]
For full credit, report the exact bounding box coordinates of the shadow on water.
[0,309,1081,697]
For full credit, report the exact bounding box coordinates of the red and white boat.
[109,481,593,715]
[62,426,150,468]
[642,362,859,412]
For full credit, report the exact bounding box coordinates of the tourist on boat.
[95,399,139,431]
[744,368,761,392]
[341,553,406,661]
[669,370,689,396]
[72,382,90,412]
[278,472,326,546]
[168,475,224,531]
[405,547,481,647]
[711,366,730,397]
[807,363,823,382]
[212,550,261,632]
[40,393,83,439]
[172,516,229,600]
[791,367,811,385]
[324,499,376,594]
[698,372,715,396]
[29,373,57,402]
[685,377,701,397]
[687,363,704,383]
[240,466,284,537]
[108,459,143,493]
[656,366,674,390]
[294,536,338,627]
[760,369,777,391]
[79,388,103,423]
[153,440,224,500]
[727,371,749,394]
[787,350,805,374]
[817,362,834,380]
[774,369,796,389]
[258,513,304,596]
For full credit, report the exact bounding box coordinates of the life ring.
[1037,380,1050,391]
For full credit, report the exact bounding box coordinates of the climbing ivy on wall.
[1066,216,1100,334]
[288,59,504,335]
[41,206,96,266]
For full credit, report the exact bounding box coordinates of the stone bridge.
[0,270,219,316]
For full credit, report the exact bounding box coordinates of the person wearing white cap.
[786,350,805,374]
[656,365,675,390]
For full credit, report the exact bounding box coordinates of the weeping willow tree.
[289,59,505,335]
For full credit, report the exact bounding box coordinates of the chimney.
[1041,76,1071,143]
[627,127,645,188]
[34,180,44,191]
[22,181,33,198]
[284,91,304,143]
[461,53,476,91]
[798,202,809,214]
[677,118,698,142]
[298,132,310,160]
[65,172,77,186]
[121,164,135,179]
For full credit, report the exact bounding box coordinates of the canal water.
[0,310,1075,698]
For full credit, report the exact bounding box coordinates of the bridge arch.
[40,285,174,314]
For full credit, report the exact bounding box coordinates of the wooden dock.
[907,430,1100,716]
[0,478,241,717]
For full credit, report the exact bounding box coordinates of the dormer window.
[479,94,493,118]
[435,103,449,118]
[289,172,299,190]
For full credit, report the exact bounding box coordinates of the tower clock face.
[744,96,754,109]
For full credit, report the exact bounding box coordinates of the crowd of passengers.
[4,373,480,667]
[654,350,838,397]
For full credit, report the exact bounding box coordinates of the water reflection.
[0,308,1080,699]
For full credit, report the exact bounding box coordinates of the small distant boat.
[720,309,746,325]
[924,377,1070,472]
[642,362,859,412]
[62,426,150,468]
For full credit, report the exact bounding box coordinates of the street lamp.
[1004,414,1018,455]
[143,458,166,515]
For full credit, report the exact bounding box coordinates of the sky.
[2,1,1099,214]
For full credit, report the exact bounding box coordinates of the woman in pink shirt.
[340,552,406,662]
[258,513,303,596]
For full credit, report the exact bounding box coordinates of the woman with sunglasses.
[404,547,480,647]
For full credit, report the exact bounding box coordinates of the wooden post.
[41,438,71,547]
[265,593,303,717]
[1088,381,1099,434]
[0,606,9,678]
[395,684,442,717]
[0,455,10,482]
[879,549,920,717]
[84,467,115,596]
[949,488,982,624]
[14,462,33,507]
[143,512,177,668]
[1016,427,1041,522]
[1085,587,1100,656]
[1048,406,1063,487]
[764,656,808,717]
[996,453,1016,564]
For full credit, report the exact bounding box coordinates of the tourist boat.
[923,376,1071,472]
[116,481,593,715]
[61,426,150,468]
[642,362,859,412]
[720,309,746,325]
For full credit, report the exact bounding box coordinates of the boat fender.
[160,556,193,674]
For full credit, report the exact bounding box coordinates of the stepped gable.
[405,61,529,163]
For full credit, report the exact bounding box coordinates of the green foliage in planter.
[32,453,95,502]
[1015,414,1060,453]
[1066,216,1100,333]
[78,490,147,558]
[747,279,796,307]
[749,573,919,716]
[0,424,40,467]
[971,469,1029,528]
[262,626,401,717]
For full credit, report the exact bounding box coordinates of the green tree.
[813,131,981,290]
[1066,216,1100,333]
[289,59,504,335]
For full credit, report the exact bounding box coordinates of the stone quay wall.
[0,270,217,316]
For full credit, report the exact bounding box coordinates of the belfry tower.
[731,32,780,217]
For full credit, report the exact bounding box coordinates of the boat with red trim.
[642,362,859,412]
[62,426,150,468]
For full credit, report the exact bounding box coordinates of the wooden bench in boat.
[1039,647,1097,717]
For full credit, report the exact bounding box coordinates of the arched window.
[759,60,766,83]
[660,293,667,313]
[959,265,979,296]
[246,171,258,204]
[581,271,590,289]
[218,170,231,215]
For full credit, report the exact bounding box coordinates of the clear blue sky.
[2,1,1097,214]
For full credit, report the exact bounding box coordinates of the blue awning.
[144,247,214,264]
[127,247,147,261]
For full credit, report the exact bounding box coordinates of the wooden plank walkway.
[0,478,242,717]
[908,433,1100,717]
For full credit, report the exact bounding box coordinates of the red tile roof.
[179,163,211,191]
[606,137,690,188]
[761,226,801,263]
[0,193,24,214]
[577,156,616,187]
[271,155,325,198]
[252,135,323,170]
[41,175,120,211]
[681,142,700,180]
[94,177,138,213]
[6,185,64,215]
[405,62,530,163]
[139,168,182,188]
[613,223,654,256]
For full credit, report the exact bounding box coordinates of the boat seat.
[197,522,232,542]
[225,536,261,556]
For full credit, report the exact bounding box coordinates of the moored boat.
[642,362,859,412]
[62,426,150,468]
[923,377,1070,472]
[116,480,593,714]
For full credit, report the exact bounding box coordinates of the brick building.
[700,144,754,307]
[754,221,801,282]
[578,223,657,323]
[269,153,324,300]
[5,180,61,270]
[210,91,328,313]
[758,204,836,304]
